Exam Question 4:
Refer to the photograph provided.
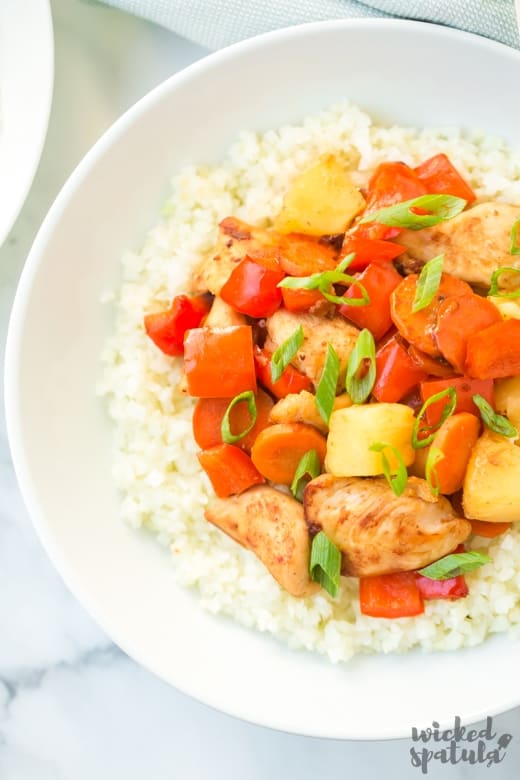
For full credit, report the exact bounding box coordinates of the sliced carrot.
[470,520,512,538]
[465,320,520,379]
[197,444,265,497]
[250,423,327,485]
[428,412,481,495]
[281,286,324,312]
[254,346,312,399]
[277,233,337,276]
[435,294,501,374]
[192,389,274,452]
[408,344,457,379]
[390,273,472,357]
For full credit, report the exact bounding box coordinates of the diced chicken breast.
[269,390,352,434]
[396,202,520,289]
[304,474,471,577]
[205,485,319,597]
[264,309,359,389]
[203,296,247,328]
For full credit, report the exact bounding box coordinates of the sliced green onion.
[417,551,491,580]
[315,344,340,425]
[309,531,341,597]
[346,328,376,404]
[412,254,444,313]
[369,441,408,497]
[412,387,457,449]
[511,219,520,255]
[425,447,445,497]
[277,255,370,308]
[359,194,467,230]
[291,449,321,503]
[487,266,520,299]
[221,391,257,444]
[270,325,304,383]
[473,393,518,438]
[336,253,355,273]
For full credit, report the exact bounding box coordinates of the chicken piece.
[265,309,359,389]
[396,202,520,289]
[269,390,352,434]
[190,216,276,295]
[205,485,319,597]
[304,474,471,577]
[203,296,247,328]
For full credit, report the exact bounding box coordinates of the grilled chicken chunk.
[205,485,319,597]
[265,309,359,389]
[304,474,471,577]
[269,390,352,434]
[396,202,520,289]
[203,296,247,328]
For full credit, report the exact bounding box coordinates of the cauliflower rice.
[100,102,520,663]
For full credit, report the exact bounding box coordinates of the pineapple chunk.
[274,155,366,236]
[463,430,520,522]
[494,376,520,436]
[325,404,415,477]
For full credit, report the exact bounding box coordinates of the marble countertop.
[2,1,520,777]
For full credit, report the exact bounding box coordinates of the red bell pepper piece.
[415,153,476,203]
[144,294,210,356]
[364,161,429,212]
[197,444,265,497]
[415,573,469,600]
[281,286,323,312]
[254,345,312,399]
[338,263,403,341]
[351,222,401,242]
[220,256,285,318]
[340,237,405,272]
[420,376,495,427]
[359,572,424,618]
[184,326,257,398]
[373,335,428,403]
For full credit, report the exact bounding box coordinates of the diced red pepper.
[197,444,265,497]
[144,294,210,356]
[373,335,428,403]
[415,153,476,203]
[281,286,324,312]
[184,326,257,398]
[359,572,424,618]
[364,161,429,213]
[220,256,285,318]
[340,237,405,272]
[352,222,401,242]
[338,263,403,341]
[420,377,495,426]
[415,573,469,600]
[254,345,312,399]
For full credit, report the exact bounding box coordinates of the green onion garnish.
[417,551,491,580]
[270,325,304,383]
[511,219,520,255]
[278,254,370,308]
[412,254,444,313]
[221,391,257,444]
[412,387,457,449]
[360,194,467,230]
[291,449,321,503]
[472,393,517,438]
[425,447,445,497]
[315,344,340,425]
[309,531,341,597]
[487,266,520,299]
[346,328,376,404]
[369,441,408,497]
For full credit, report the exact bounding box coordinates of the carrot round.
[429,412,480,495]
[390,273,472,357]
[470,520,512,538]
[250,423,327,485]
[197,444,265,497]
[278,233,337,276]
[192,390,274,452]
[465,319,520,379]
[408,344,457,379]
[435,294,501,373]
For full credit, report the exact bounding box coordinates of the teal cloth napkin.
[96,0,519,50]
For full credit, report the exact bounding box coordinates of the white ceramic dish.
[5,20,520,740]
[0,0,54,247]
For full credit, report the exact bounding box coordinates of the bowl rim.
[5,18,520,740]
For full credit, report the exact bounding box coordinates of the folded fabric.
[92,0,519,51]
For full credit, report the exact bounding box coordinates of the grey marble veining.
[2,0,520,777]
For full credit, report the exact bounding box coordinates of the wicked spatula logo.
[410,717,512,774]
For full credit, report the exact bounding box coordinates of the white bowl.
[0,0,54,247]
[5,20,520,740]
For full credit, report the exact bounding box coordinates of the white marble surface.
[2,1,520,777]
